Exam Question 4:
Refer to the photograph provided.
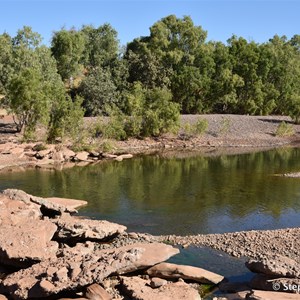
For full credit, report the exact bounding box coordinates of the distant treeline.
[0,15,300,140]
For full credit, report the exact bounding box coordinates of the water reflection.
[1,148,300,235]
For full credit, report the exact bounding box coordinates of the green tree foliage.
[47,95,85,142]
[3,26,84,141]
[51,28,85,81]
[125,15,208,112]
[124,83,180,137]
[8,68,50,137]
[81,24,119,69]
[79,67,118,116]
[0,33,13,95]
[2,16,300,142]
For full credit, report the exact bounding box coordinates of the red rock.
[2,242,179,299]
[0,219,58,267]
[2,245,143,299]
[150,277,168,288]
[45,197,87,210]
[51,151,64,161]
[146,262,224,285]
[246,254,300,278]
[85,283,112,300]
[53,214,126,242]
[113,243,180,274]
[62,148,76,160]
[3,189,78,215]
[120,276,201,300]
[76,151,90,161]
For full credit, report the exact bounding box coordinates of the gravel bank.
[156,227,300,262]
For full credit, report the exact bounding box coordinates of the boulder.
[0,194,41,226]
[246,290,300,299]
[75,151,90,161]
[88,151,100,158]
[52,214,126,242]
[35,149,52,159]
[246,254,300,278]
[120,276,201,300]
[85,283,112,300]
[150,277,168,288]
[0,219,58,267]
[51,151,64,161]
[62,148,76,160]
[146,262,224,285]
[250,274,300,293]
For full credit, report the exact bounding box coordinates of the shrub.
[99,140,115,152]
[219,116,231,134]
[180,118,208,140]
[194,118,208,135]
[276,121,295,137]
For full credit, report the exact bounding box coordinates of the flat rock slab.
[246,290,300,300]
[120,276,201,300]
[246,254,300,278]
[113,243,180,274]
[3,189,78,215]
[45,197,87,210]
[0,219,58,267]
[146,262,224,285]
[53,214,126,242]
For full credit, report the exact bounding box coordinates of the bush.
[180,118,208,140]
[194,118,208,135]
[276,121,295,137]
[125,84,180,137]
[47,95,85,142]
[219,116,231,134]
[99,140,115,152]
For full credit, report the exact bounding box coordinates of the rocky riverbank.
[0,190,300,300]
[1,114,300,172]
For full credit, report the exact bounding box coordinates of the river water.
[1,148,300,287]
[1,147,300,235]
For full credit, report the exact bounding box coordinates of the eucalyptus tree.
[5,26,84,139]
[0,33,13,95]
[81,24,119,69]
[51,28,85,81]
[125,15,208,113]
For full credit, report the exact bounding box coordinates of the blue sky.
[0,0,299,46]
